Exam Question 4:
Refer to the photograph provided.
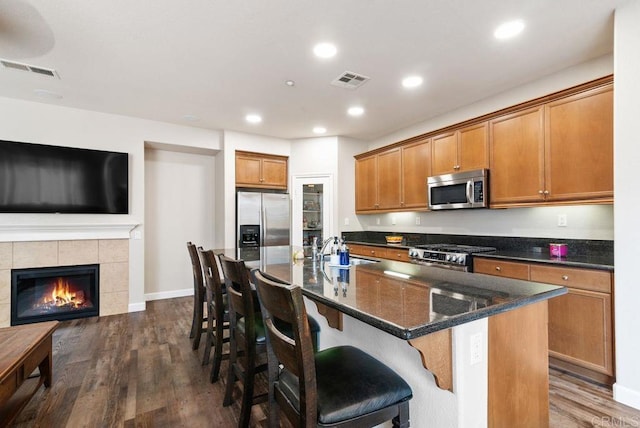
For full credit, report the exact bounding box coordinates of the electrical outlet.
[391,216,396,225]
[470,333,482,365]
[415,216,421,225]
[344,217,349,226]
[557,214,567,227]
[376,217,380,225]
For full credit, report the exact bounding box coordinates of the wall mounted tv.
[0,140,129,214]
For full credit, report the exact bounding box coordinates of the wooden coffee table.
[0,321,58,426]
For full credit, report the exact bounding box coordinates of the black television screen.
[0,140,128,214]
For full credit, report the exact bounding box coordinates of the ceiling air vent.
[331,71,370,89]
[0,59,59,78]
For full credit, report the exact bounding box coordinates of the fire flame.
[43,277,85,308]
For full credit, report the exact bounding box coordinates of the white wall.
[0,97,222,310]
[613,0,640,410]
[337,137,369,232]
[356,55,615,241]
[221,131,291,248]
[144,147,216,300]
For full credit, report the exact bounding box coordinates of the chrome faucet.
[317,236,335,261]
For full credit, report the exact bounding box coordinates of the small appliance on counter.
[408,243,496,272]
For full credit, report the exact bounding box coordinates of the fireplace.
[11,264,100,326]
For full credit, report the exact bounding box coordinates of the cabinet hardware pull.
[562,275,569,281]
[544,190,550,195]
[538,190,544,194]
[495,266,502,271]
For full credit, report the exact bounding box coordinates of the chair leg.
[192,296,203,350]
[210,319,225,383]
[223,324,238,407]
[238,344,256,428]
[202,308,214,365]
[392,400,410,428]
[189,292,198,339]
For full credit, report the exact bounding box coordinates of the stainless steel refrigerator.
[236,191,290,249]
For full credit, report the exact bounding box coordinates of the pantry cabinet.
[474,257,615,383]
[355,139,430,213]
[431,122,488,176]
[235,150,288,190]
[489,84,613,207]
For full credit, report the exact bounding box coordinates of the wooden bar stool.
[218,255,268,428]
[252,269,413,428]
[186,242,207,350]
[197,248,231,382]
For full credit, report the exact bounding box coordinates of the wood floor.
[10,296,640,428]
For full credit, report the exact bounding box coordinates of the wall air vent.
[331,71,370,89]
[0,59,59,78]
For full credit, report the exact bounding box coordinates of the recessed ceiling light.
[312,126,327,134]
[494,20,525,40]
[33,89,62,99]
[347,106,365,117]
[313,42,337,58]
[285,80,295,87]
[402,76,423,89]
[245,114,262,124]
[182,114,199,121]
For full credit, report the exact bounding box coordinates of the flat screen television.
[0,140,129,214]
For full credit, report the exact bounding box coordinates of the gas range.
[408,244,497,272]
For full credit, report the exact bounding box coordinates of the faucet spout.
[318,237,335,260]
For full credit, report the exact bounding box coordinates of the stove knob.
[451,255,458,262]
[446,254,453,261]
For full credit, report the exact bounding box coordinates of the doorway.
[292,175,333,255]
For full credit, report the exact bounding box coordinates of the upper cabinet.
[235,150,288,190]
[490,84,613,207]
[355,138,430,213]
[431,122,488,175]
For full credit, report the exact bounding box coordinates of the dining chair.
[187,241,207,350]
[252,269,413,428]
[218,255,268,428]
[197,248,230,382]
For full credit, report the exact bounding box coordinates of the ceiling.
[0,0,622,141]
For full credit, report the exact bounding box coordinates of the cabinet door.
[401,139,431,208]
[545,85,613,202]
[261,157,288,189]
[377,148,402,209]
[547,288,613,376]
[355,155,378,212]
[458,122,488,172]
[474,258,530,280]
[431,131,458,175]
[489,107,545,206]
[235,154,262,186]
[403,284,430,326]
[377,276,405,325]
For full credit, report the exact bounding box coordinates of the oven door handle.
[466,180,473,204]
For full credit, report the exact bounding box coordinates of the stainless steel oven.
[427,169,488,210]
[408,244,496,272]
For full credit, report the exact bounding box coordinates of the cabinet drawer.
[530,265,611,293]
[473,258,530,280]
[384,248,410,262]
[349,244,385,259]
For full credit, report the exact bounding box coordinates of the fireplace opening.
[11,264,100,326]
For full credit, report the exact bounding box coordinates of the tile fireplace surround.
[0,239,129,327]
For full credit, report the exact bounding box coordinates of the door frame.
[292,174,334,249]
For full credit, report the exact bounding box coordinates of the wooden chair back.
[187,241,204,298]
[251,269,317,426]
[197,250,225,316]
[218,255,258,341]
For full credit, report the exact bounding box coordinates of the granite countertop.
[216,246,566,340]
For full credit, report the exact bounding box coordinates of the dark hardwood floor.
[10,296,640,427]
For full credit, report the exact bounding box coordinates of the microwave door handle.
[466,181,473,204]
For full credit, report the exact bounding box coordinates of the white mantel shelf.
[0,223,139,242]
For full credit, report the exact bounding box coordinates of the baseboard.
[144,288,193,302]
[613,382,640,410]
[128,302,146,312]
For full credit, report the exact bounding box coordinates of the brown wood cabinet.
[431,122,488,175]
[235,150,288,190]
[349,244,410,262]
[355,140,430,213]
[474,257,615,383]
[490,84,613,207]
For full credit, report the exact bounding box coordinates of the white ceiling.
[0,0,622,141]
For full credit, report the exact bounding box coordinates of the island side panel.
[488,300,549,428]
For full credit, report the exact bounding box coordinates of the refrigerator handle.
[261,206,266,247]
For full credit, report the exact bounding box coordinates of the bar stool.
[252,269,413,428]
[197,248,230,382]
[218,255,268,428]
[186,242,207,350]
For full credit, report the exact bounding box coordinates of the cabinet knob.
[370,250,375,255]
[562,275,569,281]
[495,266,502,272]
[538,190,544,194]
[544,190,550,195]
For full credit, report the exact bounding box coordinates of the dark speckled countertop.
[216,246,566,340]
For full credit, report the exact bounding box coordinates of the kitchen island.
[217,246,566,428]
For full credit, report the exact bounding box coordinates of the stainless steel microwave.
[427,169,488,210]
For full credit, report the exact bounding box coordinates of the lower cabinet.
[349,244,410,262]
[474,257,615,383]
